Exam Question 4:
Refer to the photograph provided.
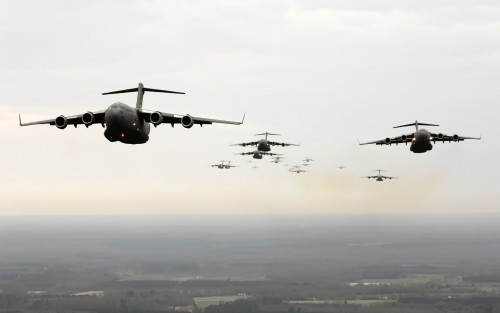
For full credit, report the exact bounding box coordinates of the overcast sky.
[0,0,498,215]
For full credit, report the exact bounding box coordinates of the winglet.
[241,112,246,124]
[19,114,23,127]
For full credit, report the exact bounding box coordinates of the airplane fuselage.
[410,129,433,153]
[257,139,271,152]
[104,102,150,144]
[253,151,263,159]
[376,177,383,181]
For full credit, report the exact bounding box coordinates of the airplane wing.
[236,152,255,155]
[19,110,106,128]
[230,141,259,147]
[381,176,397,180]
[363,176,377,179]
[359,133,414,146]
[140,111,244,126]
[430,133,481,142]
[267,141,300,147]
[261,152,282,156]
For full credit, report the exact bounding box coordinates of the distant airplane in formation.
[271,156,285,164]
[19,83,244,144]
[337,166,345,169]
[363,169,397,181]
[236,150,281,160]
[289,167,307,174]
[231,132,299,152]
[211,160,237,169]
[303,157,313,163]
[359,120,480,153]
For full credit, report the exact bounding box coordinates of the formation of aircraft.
[19,83,244,144]
[363,169,397,181]
[211,160,237,169]
[17,84,482,180]
[359,121,481,153]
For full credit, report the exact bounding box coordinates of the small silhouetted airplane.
[236,150,281,159]
[211,160,237,169]
[363,169,397,181]
[289,167,307,174]
[271,156,285,164]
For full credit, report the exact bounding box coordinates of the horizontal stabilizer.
[103,87,185,95]
[394,121,438,129]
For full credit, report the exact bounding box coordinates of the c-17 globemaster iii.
[19,83,244,144]
[231,132,299,152]
[236,150,281,159]
[359,120,480,153]
[363,169,397,182]
[211,160,237,169]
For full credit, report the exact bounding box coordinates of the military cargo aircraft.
[359,121,480,153]
[211,160,237,169]
[20,83,244,144]
[363,169,396,181]
[231,132,299,152]
[270,156,285,164]
[289,167,307,174]
[236,150,281,159]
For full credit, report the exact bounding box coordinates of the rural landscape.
[2,214,500,312]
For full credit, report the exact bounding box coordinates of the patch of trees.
[204,300,260,313]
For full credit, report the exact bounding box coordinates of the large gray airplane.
[359,120,480,153]
[19,83,244,144]
[363,169,396,181]
[231,132,299,152]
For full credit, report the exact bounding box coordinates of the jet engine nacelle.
[55,115,68,129]
[437,133,444,139]
[452,134,459,141]
[82,112,94,126]
[181,114,194,128]
[385,137,392,144]
[401,135,407,141]
[150,111,163,125]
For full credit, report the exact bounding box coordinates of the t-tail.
[255,132,280,140]
[102,83,185,109]
[393,120,439,131]
[374,169,386,176]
